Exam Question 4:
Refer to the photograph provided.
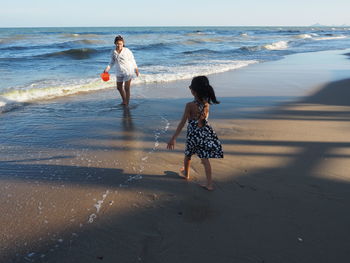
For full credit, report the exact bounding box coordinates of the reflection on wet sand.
[122,106,134,133]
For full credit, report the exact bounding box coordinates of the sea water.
[1,26,350,112]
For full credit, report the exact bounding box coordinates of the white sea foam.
[263,41,289,50]
[123,116,170,186]
[242,40,289,51]
[294,34,313,39]
[0,79,111,113]
[0,60,257,113]
[314,35,347,41]
[134,60,257,84]
[88,190,109,223]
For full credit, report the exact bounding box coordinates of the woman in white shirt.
[104,35,139,106]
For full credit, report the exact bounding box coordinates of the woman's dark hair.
[189,76,219,104]
[114,35,124,45]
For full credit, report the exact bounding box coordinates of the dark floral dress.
[184,101,224,159]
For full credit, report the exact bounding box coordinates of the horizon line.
[1,24,349,29]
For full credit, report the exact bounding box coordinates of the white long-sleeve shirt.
[108,47,138,77]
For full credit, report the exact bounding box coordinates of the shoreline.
[1,49,350,262]
[1,48,350,115]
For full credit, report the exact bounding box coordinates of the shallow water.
[1,26,350,112]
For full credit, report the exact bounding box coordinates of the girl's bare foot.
[200,184,214,191]
[179,167,189,180]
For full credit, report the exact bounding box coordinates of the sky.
[0,0,349,27]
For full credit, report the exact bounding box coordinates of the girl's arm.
[167,103,190,150]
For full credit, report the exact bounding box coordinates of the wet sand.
[1,49,350,262]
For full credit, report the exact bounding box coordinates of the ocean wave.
[294,34,313,39]
[182,49,221,55]
[263,41,289,50]
[0,46,30,51]
[313,35,347,41]
[183,39,203,45]
[133,42,173,51]
[64,39,106,45]
[240,40,289,51]
[277,29,301,33]
[0,60,258,113]
[39,48,99,59]
[0,80,110,113]
[185,31,209,36]
[0,35,29,45]
[239,45,261,52]
[185,38,223,44]
[0,39,105,52]
[61,33,102,38]
[128,60,258,84]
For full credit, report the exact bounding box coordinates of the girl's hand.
[167,138,175,150]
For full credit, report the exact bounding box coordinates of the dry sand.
[1,50,350,262]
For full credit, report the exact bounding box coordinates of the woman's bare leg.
[124,79,132,106]
[117,81,126,105]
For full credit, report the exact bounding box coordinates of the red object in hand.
[100,72,110,81]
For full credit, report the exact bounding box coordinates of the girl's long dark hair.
[190,76,219,104]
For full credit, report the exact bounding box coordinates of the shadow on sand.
[1,79,350,263]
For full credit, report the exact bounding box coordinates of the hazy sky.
[1,0,349,27]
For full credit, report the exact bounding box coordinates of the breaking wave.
[0,59,258,113]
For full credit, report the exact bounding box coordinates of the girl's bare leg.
[124,79,132,106]
[200,158,213,190]
[117,81,127,105]
[180,156,191,179]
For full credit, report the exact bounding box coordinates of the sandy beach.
[1,49,350,263]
